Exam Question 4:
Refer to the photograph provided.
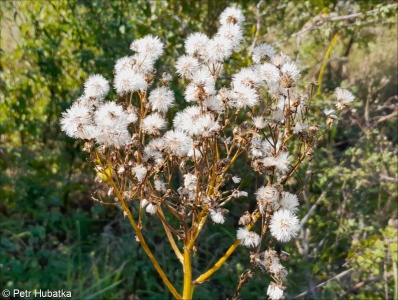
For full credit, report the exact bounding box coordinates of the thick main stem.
[183,246,194,299]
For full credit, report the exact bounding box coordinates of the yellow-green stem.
[317,32,339,96]
[193,214,260,285]
[193,239,241,285]
[183,246,194,299]
[97,152,182,299]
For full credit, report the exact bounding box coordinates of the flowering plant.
[61,6,354,299]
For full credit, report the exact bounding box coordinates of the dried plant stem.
[231,269,254,300]
[157,207,184,264]
[183,245,194,299]
[96,151,182,299]
[194,239,241,285]
[193,211,261,285]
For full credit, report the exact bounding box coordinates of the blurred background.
[1,0,397,299]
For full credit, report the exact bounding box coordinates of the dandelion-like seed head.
[114,69,148,94]
[271,52,291,67]
[148,87,175,113]
[217,23,243,49]
[252,43,275,63]
[203,36,234,63]
[175,55,200,78]
[154,178,166,193]
[210,208,226,224]
[203,95,225,114]
[270,209,300,242]
[334,88,355,110]
[185,32,209,57]
[231,85,259,109]
[183,173,197,191]
[232,67,263,89]
[142,113,166,136]
[292,122,308,135]
[280,192,299,213]
[163,130,193,157]
[132,164,148,182]
[84,74,110,99]
[60,100,94,140]
[259,62,280,86]
[114,56,134,74]
[236,228,260,248]
[275,152,290,173]
[280,61,300,88]
[146,203,158,215]
[256,185,280,212]
[219,6,245,26]
[130,35,164,60]
[267,282,285,300]
[252,116,267,130]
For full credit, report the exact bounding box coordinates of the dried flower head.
[237,227,260,248]
[270,209,300,242]
[267,282,285,300]
[84,74,110,99]
[252,43,275,63]
[219,6,245,26]
[148,87,175,113]
[334,87,355,110]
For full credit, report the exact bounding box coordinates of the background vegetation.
[1,0,397,299]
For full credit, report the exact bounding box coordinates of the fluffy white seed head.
[84,74,110,99]
[281,61,300,80]
[175,55,200,78]
[230,86,259,109]
[184,173,196,191]
[142,113,166,135]
[203,36,234,63]
[114,56,134,74]
[334,88,355,110]
[252,116,267,129]
[275,152,290,173]
[185,32,209,56]
[141,199,149,208]
[232,67,264,89]
[60,100,94,140]
[232,176,241,183]
[236,228,260,248]
[210,208,226,224]
[217,23,243,49]
[280,192,299,213]
[219,6,245,26]
[154,179,166,192]
[259,62,280,85]
[192,67,216,95]
[267,283,284,300]
[202,95,225,114]
[269,209,300,242]
[146,203,158,214]
[148,87,175,113]
[271,52,291,67]
[130,35,164,60]
[252,43,275,63]
[94,128,131,147]
[132,164,147,182]
[114,69,148,94]
[94,101,130,129]
[256,185,280,212]
[163,130,192,157]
